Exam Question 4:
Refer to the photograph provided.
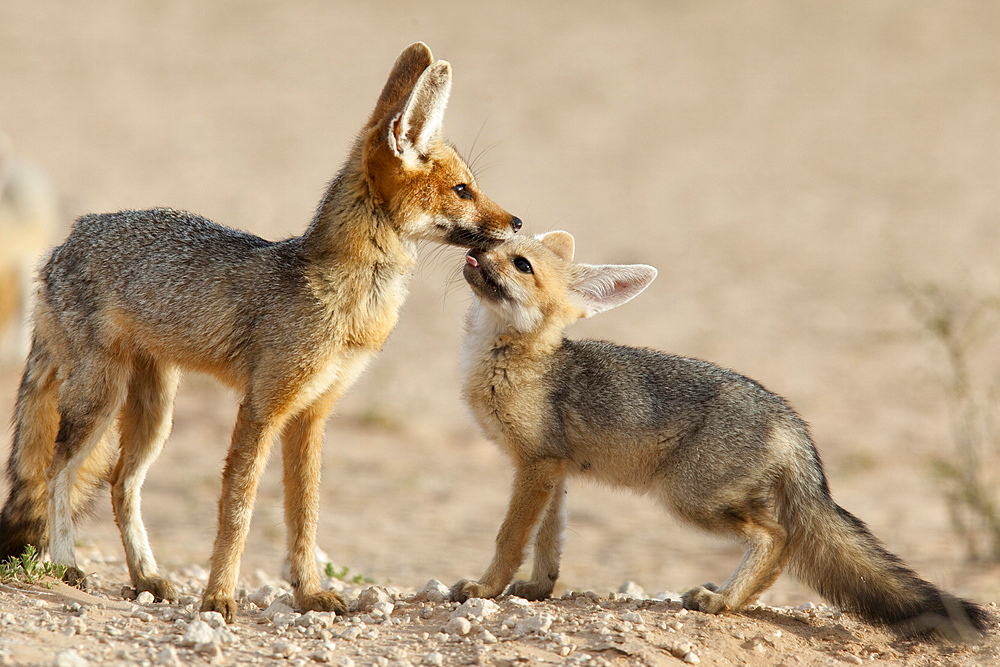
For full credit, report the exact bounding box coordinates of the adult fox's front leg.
[201,400,285,621]
[281,393,347,615]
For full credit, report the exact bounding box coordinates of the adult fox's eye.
[513,257,533,274]
[452,183,474,200]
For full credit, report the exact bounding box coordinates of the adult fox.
[0,42,521,622]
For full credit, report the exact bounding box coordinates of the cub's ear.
[387,60,452,165]
[367,42,434,128]
[538,231,575,262]
[570,264,657,318]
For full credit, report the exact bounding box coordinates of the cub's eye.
[512,256,533,274]
[452,183,474,200]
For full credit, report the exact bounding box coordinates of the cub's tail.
[777,427,991,640]
[0,335,113,562]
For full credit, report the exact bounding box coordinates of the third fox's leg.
[48,359,129,586]
[201,401,282,621]
[681,504,790,614]
[507,477,566,600]
[111,357,181,601]
[452,458,566,602]
[281,398,347,614]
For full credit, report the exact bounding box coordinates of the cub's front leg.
[451,459,566,602]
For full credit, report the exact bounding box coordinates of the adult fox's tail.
[0,335,114,562]
[778,432,990,640]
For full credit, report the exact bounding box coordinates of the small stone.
[335,658,355,667]
[515,613,553,636]
[262,599,298,621]
[199,611,227,629]
[53,651,87,667]
[618,581,647,599]
[479,629,498,644]
[339,626,363,640]
[451,597,501,621]
[136,591,156,605]
[155,647,182,667]
[683,652,700,664]
[273,642,301,659]
[414,580,450,603]
[424,652,444,667]
[444,616,472,636]
[249,584,287,609]
[180,619,216,647]
[353,586,393,613]
[796,602,816,611]
[621,611,643,624]
[842,655,863,665]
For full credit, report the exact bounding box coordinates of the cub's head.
[362,43,521,250]
[463,231,657,335]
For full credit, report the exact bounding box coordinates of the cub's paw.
[135,576,178,603]
[450,579,502,603]
[681,583,729,614]
[201,594,239,623]
[507,579,554,601]
[61,566,88,589]
[295,589,348,615]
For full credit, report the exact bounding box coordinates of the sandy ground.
[1,1,999,664]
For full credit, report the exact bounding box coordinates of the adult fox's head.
[362,43,521,250]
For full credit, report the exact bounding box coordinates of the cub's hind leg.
[678,498,790,614]
[111,355,181,601]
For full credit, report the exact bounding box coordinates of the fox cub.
[0,43,521,622]
[451,231,989,640]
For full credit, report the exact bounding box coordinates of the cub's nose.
[510,216,523,232]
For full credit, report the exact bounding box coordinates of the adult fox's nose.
[510,216,523,232]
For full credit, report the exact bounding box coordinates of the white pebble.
[199,611,226,629]
[621,611,643,624]
[136,591,156,605]
[444,616,472,636]
[683,652,700,664]
[249,584,287,609]
[155,646,182,667]
[451,597,500,621]
[339,626,363,640]
[515,613,553,636]
[413,579,450,604]
[424,652,445,667]
[352,586,393,613]
[180,620,216,647]
[53,651,87,667]
[273,642,301,659]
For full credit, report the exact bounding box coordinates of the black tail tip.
[894,598,993,642]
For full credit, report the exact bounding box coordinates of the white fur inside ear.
[391,60,452,163]
[571,264,658,317]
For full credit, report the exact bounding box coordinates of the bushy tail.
[0,335,114,562]
[777,435,991,640]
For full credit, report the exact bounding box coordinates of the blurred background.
[2,1,998,605]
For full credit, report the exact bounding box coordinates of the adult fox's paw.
[295,589,348,615]
[450,579,503,603]
[201,593,239,623]
[507,579,554,601]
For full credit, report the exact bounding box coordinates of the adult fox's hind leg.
[281,393,347,615]
[111,355,181,601]
[48,356,130,586]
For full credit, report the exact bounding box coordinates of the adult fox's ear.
[538,231,575,262]
[570,264,657,318]
[387,60,452,165]
[367,42,435,128]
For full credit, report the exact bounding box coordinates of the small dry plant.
[902,282,1000,562]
